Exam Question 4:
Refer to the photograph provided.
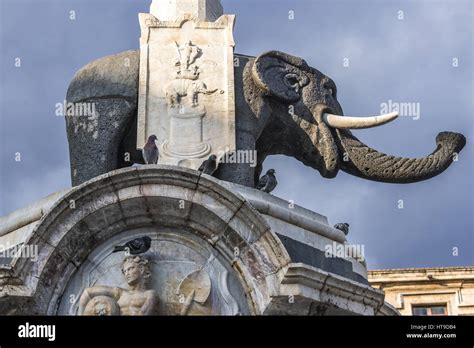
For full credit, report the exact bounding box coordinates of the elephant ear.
[252,51,310,103]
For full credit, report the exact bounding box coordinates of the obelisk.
[137,0,236,170]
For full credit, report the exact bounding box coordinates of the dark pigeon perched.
[256,169,277,193]
[198,155,218,175]
[142,135,159,164]
[334,223,350,236]
[113,237,152,255]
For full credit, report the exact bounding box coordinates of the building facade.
[368,267,474,316]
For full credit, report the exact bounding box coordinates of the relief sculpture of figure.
[176,40,201,71]
[78,256,158,316]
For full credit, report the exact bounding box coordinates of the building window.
[412,305,447,316]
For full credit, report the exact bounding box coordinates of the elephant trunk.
[292,104,340,178]
[335,130,466,183]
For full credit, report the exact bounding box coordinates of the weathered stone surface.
[0,167,291,315]
[219,180,368,284]
[66,98,138,186]
[264,263,397,316]
[65,50,141,186]
[150,0,224,22]
[0,190,67,237]
[277,234,366,284]
[221,180,347,242]
[0,170,369,287]
[67,50,139,102]
[336,129,466,183]
[0,165,402,316]
[136,13,236,171]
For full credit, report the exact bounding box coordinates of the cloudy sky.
[0,0,472,270]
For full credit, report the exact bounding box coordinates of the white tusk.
[323,112,399,129]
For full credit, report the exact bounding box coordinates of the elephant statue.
[164,79,217,108]
[65,50,466,187]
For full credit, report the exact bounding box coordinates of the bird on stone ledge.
[256,169,278,193]
[113,236,152,255]
[142,135,159,164]
[198,155,218,176]
[334,223,350,236]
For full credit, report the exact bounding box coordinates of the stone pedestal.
[0,166,398,316]
[164,106,210,158]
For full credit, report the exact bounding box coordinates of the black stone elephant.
[65,50,466,187]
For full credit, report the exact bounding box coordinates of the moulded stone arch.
[0,166,291,315]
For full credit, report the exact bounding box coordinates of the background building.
[369,267,474,316]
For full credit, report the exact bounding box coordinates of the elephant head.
[248,51,466,184]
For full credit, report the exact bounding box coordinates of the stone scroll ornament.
[78,256,158,316]
[136,13,237,170]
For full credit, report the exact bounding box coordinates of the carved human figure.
[176,40,201,70]
[78,256,158,316]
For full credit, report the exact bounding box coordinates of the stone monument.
[0,0,465,316]
[137,0,236,170]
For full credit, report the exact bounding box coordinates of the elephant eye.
[322,78,337,97]
[284,74,300,89]
[288,77,298,85]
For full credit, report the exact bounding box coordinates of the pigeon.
[256,169,277,193]
[198,155,218,175]
[142,135,159,164]
[113,237,152,255]
[334,223,350,236]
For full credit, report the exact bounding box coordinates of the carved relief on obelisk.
[162,40,218,158]
[137,0,236,169]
